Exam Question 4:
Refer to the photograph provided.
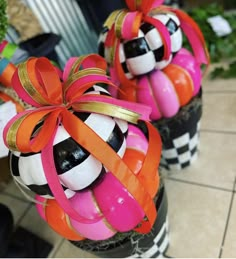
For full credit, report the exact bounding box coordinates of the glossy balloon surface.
[124,125,148,175]
[172,48,202,96]
[126,125,148,154]
[163,64,194,106]
[124,125,159,198]
[137,69,180,120]
[69,190,117,240]
[45,199,85,241]
[93,172,145,232]
[35,195,85,241]
[9,86,127,198]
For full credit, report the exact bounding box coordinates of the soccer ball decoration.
[4,55,162,241]
[98,12,183,79]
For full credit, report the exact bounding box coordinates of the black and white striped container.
[71,181,169,258]
[152,90,202,171]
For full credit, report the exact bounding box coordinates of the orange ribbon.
[4,54,161,233]
[0,58,16,87]
[102,0,210,102]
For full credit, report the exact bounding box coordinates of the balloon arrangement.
[98,0,210,120]
[3,54,163,241]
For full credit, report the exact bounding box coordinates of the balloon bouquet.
[3,54,169,258]
[98,0,210,171]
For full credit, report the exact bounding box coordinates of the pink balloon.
[137,74,162,120]
[137,69,180,120]
[172,48,202,96]
[93,172,145,232]
[69,190,116,240]
[126,125,148,154]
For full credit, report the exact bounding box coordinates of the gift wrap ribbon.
[103,0,210,102]
[0,41,19,87]
[0,57,16,87]
[3,54,162,234]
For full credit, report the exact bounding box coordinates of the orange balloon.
[0,92,24,112]
[45,199,85,241]
[163,64,194,106]
[123,148,159,198]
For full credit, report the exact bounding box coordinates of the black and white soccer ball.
[9,85,128,199]
[98,12,183,79]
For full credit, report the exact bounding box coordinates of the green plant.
[0,0,8,42]
[186,3,236,63]
[210,61,236,79]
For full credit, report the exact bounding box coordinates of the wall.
[11,0,99,67]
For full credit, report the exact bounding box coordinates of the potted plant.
[0,0,7,43]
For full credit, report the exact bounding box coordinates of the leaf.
[185,3,236,63]
[210,61,236,79]
[0,0,8,42]
[210,67,225,79]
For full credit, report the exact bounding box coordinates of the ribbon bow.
[104,0,171,62]
[103,0,210,102]
[3,54,161,234]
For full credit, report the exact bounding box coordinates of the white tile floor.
[0,71,236,258]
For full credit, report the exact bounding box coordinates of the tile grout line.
[14,202,33,227]
[218,176,236,258]
[163,176,233,193]
[201,129,236,135]
[1,191,35,204]
[49,238,65,258]
[204,91,236,94]
[11,199,65,259]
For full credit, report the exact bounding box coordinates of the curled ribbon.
[153,6,210,66]
[3,54,160,233]
[103,0,210,102]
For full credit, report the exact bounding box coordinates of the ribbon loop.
[4,55,151,153]
[14,58,63,107]
[125,0,164,14]
[3,54,159,233]
[63,54,107,82]
[151,6,210,66]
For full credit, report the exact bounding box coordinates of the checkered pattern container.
[71,182,169,258]
[153,91,202,171]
